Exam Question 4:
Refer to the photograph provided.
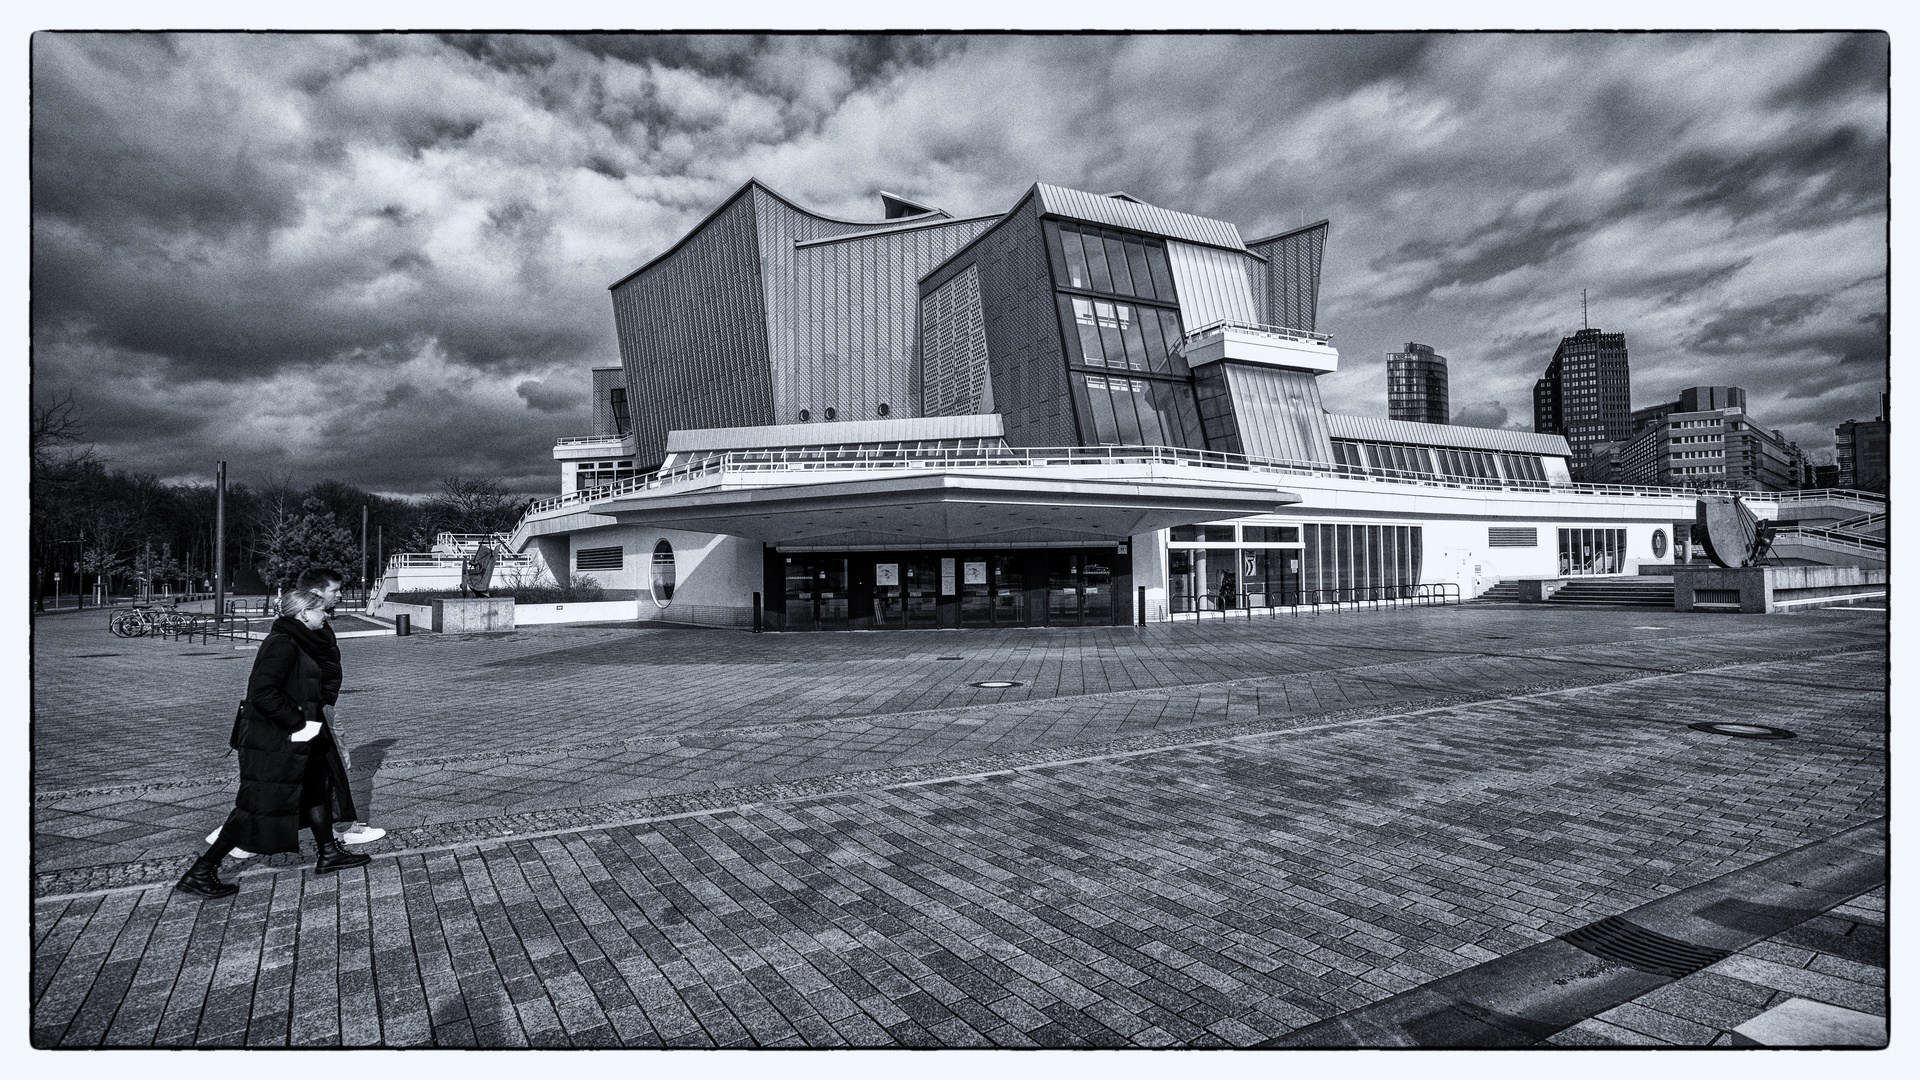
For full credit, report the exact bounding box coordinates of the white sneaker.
[204,826,253,859]
[336,823,386,845]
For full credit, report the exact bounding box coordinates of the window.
[1051,222,1174,303]
[576,546,623,571]
[608,387,630,436]
[649,540,675,607]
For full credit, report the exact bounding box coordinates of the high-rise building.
[1533,327,1631,471]
[1609,386,1803,491]
[1387,342,1449,425]
[1835,396,1889,492]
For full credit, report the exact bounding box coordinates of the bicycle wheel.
[109,610,136,637]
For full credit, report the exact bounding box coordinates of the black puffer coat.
[220,617,357,854]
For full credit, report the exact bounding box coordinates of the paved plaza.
[30,602,1888,1048]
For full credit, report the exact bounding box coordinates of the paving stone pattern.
[30,605,1887,1047]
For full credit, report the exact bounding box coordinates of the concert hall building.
[506,179,1726,630]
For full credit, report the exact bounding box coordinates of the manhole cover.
[1561,915,1731,978]
[971,681,1022,688]
[1689,722,1796,740]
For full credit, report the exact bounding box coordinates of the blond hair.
[279,588,330,619]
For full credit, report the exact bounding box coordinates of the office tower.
[1613,385,1803,491]
[1835,397,1890,492]
[1387,342,1449,425]
[1534,327,1631,469]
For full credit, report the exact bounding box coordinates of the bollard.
[752,592,762,634]
[395,613,410,636]
[1137,585,1146,626]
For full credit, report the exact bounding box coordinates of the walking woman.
[176,588,371,897]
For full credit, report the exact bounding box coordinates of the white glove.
[290,720,324,743]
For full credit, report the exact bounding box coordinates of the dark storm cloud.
[30,31,1886,493]
[1452,401,1514,430]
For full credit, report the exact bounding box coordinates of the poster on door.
[963,561,986,585]
[940,558,956,595]
[875,563,899,586]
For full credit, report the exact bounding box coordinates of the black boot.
[175,855,239,898]
[315,839,371,875]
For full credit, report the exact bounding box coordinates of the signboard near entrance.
[940,558,956,595]
[875,563,899,586]
[963,561,986,585]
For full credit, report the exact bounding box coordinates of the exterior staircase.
[1474,581,1521,603]
[1544,577,1675,608]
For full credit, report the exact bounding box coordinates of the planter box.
[370,600,434,627]
[432,597,515,633]
[514,600,642,625]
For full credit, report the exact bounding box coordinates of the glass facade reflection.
[1558,528,1626,575]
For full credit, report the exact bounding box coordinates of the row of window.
[1051,222,1178,304]
[1328,441,1549,485]
[1559,528,1626,576]
[1169,524,1300,544]
[1059,295,1188,376]
[1077,372,1204,448]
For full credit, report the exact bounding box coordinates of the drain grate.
[1559,916,1731,978]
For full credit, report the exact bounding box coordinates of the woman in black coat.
[176,588,372,897]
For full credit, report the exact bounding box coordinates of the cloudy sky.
[30,31,1888,496]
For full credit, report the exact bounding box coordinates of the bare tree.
[32,390,94,469]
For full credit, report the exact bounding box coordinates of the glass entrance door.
[960,556,993,626]
[1045,551,1114,626]
[783,556,849,629]
[990,554,1025,626]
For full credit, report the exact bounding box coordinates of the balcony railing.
[516,442,1766,527]
[555,435,632,447]
[1180,319,1333,347]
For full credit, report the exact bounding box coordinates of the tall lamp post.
[214,460,227,619]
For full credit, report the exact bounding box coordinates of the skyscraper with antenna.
[1533,294,1631,471]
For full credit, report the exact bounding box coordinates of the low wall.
[370,600,433,626]
[514,600,642,625]
[432,597,515,633]
[1674,566,1887,614]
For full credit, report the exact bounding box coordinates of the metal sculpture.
[461,543,498,597]
[1694,496,1776,568]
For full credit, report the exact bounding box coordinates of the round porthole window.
[1652,529,1668,559]
[650,540,675,607]
[824,407,837,421]
[877,403,891,417]
[797,409,811,423]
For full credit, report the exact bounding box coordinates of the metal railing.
[1770,488,1887,507]
[554,435,632,448]
[1770,526,1887,552]
[518,443,1758,525]
[1170,581,1461,618]
[1181,319,1334,346]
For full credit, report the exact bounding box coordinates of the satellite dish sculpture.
[1693,497,1776,568]
[461,543,498,597]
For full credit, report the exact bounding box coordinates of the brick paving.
[29,604,1887,1047]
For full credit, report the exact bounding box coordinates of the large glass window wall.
[1328,439,1552,490]
[1299,524,1424,601]
[1557,528,1626,575]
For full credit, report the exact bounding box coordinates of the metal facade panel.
[1327,414,1573,455]
[1166,241,1261,328]
[1246,222,1327,333]
[610,192,774,469]
[1034,184,1246,251]
[1221,363,1335,463]
[919,265,992,416]
[665,414,1005,453]
[969,195,1082,447]
[768,191,995,427]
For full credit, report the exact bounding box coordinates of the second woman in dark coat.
[176,588,371,897]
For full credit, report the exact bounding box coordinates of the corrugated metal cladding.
[665,414,1004,453]
[611,193,774,469]
[1166,241,1261,329]
[767,191,995,428]
[1221,363,1335,463]
[1246,222,1327,333]
[970,193,1082,447]
[1327,414,1572,456]
[1033,184,1246,251]
[1488,527,1539,547]
[589,367,626,438]
[919,266,993,416]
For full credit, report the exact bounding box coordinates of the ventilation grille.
[1488,527,1538,548]
[1559,916,1731,979]
[575,546,624,572]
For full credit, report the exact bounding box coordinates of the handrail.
[1182,319,1334,345]
[554,435,633,448]
[1770,526,1887,551]
[1770,487,1886,505]
[516,443,1769,525]
[1171,581,1460,618]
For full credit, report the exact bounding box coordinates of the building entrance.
[767,547,1128,630]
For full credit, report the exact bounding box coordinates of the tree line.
[31,393,525,599]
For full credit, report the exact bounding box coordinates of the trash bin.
[395,613,410,636]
